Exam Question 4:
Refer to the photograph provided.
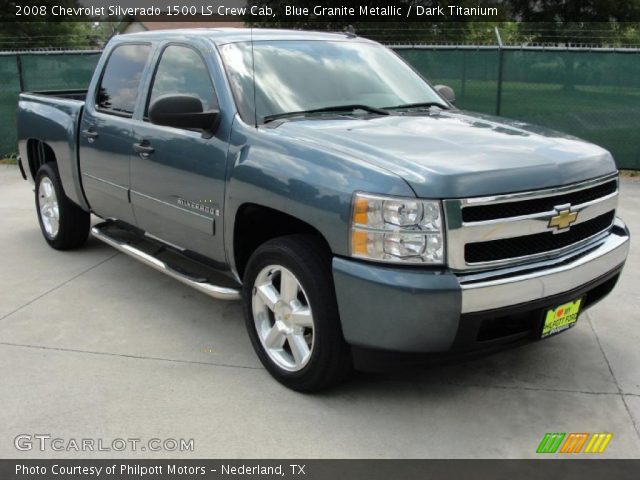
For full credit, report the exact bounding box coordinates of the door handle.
[81,127,98,142]
[133,141,155,157]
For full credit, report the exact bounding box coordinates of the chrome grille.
[443,174,619,271]
[461,180,618,223]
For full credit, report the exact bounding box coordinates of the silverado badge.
[176,197,220,217]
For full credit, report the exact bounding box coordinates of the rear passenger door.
[130,43,228,264]
[79,43,152,224]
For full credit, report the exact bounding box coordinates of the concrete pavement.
[1,164,639,458]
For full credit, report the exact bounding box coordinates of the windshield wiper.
[384,102,449,111]
[263,104,390,124]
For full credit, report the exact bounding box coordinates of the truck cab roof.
[116,28,371,46]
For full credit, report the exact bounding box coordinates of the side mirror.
[149,94,220,133]
[434,85,455,104]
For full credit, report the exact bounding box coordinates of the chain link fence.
[1,45,639,169]
[0,50,101,159]
[396,45,640,169]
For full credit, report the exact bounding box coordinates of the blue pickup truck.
[17,29,630,391]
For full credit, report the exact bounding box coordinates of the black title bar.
[1,459,640,480]
[4,0,640,23]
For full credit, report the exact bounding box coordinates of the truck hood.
[270,110,616,198]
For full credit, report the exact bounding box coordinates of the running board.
[91,223,241,301]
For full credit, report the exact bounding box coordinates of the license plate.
[541,298,582,338]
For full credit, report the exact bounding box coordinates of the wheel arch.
[25,138,89,212]
[232,203,333,280]
[26,139,57,181]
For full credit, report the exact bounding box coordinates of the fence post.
[16,54,25,92]
[494,27,504,116]
[461,50,467,101]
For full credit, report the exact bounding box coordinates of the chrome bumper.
[460,217,630,313]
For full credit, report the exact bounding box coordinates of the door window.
[147,45,217,119]
[96,44,151,116]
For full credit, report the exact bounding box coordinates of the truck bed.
[27,89,88,101]
[17,90,88,210]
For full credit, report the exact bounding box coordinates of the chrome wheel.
[38,177,59,238]
[252,265,315,372]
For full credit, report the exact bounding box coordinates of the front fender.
[223,118,414,275]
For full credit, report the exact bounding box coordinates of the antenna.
[250,26,258,128]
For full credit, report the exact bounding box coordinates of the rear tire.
[242,234,352,392]
[35,163,90,250]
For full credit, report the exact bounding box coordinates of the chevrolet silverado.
[16,29,630,391]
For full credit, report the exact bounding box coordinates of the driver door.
[130,44,228,264]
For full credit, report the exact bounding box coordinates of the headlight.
[351,193,445,264]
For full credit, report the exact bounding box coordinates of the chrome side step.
[91,223,241,301]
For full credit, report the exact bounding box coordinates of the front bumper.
[332,217,630,354]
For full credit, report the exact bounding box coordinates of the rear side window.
[96,44,151,116]
[147,45,217,117]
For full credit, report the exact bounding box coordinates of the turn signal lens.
[351,230,369,256]
[353,197,369,226]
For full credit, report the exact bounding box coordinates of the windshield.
[219,40,445,124]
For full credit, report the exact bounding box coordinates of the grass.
[0,155,17,165]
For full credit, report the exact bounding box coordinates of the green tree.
[0,1,111,50]
[508,0,640,44]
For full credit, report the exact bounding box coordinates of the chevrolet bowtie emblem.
[549,208,578,231]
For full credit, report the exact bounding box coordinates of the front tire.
[35,163,90,250]
[242,235,352,391]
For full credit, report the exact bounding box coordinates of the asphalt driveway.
[1,164,639,458]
